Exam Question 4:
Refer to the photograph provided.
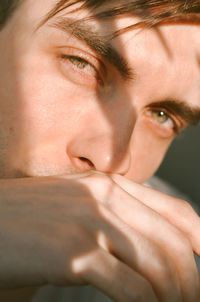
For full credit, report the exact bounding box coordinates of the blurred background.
[156,123,200,206]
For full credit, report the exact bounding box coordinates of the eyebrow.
[149,99,200,126]
[50,17,134,80]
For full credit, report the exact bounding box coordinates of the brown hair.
[0,0,22,28]
[1,0,200,30]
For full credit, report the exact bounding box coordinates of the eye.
[58,49,104,88]
[65,56,92,70]
[144,108,181,138]
[150,110,174,127]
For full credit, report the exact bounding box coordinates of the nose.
[67,133,132,175]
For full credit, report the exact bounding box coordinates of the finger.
[111,174,200,256]
[79,174,199,301]
[93,204,182,302]
[72,248,159,302]
[110,174,200,302]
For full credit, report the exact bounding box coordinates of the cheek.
[126,122,173,183]
[13,56,91,141]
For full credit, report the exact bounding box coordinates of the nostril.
[79,157,95,169]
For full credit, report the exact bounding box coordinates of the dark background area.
[156,123,200,206]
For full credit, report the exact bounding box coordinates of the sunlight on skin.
[96,231,110,252]
[71,250,99,274]
[0,1,200,301]
[1,0,200,181]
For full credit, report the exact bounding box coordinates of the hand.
[77,172,200,301]
[0,173,199,302]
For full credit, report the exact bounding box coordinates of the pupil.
[158,111,165,117]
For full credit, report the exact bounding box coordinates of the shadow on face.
[0,0,200,183]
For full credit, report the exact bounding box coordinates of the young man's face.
[0,0,200,182]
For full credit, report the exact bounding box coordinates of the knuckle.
[88,172,113,186]
[80,173,115,202]
[53,224,96,281]
[174,198,195,223]
[150,249,176,281]
[147,250,181,300]
[96,174,115,193]
[174,231,191,255]
[181,199,194,213]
